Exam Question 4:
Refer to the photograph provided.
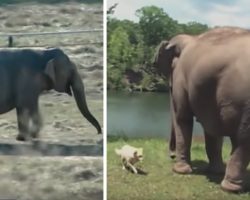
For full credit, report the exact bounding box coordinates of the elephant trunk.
[71,71,102,134]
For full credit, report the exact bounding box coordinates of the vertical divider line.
[103,0,108,199]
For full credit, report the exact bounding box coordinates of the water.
[107,91,203,138]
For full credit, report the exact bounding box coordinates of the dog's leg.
[127,162,138,174]
[122,158,127,170]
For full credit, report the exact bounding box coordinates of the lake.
[107,91,203,138]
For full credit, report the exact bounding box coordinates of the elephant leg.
[205,133,224,174]
[16,108,42,141]
[230,135,237,155]
[16,108,32,141]
[169,122,176,159]
[16,95,41,141]
[15,79,42,141]
[222,106,250,192]
[221,144,250,192]
[169,88,176,159]
[172,110,193,174]
[30,111,42,139]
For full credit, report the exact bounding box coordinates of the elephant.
[153,27,250,192]
[167,28,249,160]
[154,36,194,159]
[0,48,102,141]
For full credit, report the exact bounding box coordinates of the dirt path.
[0,156,103,200]
[0,93,103,153]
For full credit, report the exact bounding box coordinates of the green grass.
[108,137,250,200]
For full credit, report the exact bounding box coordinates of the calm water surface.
[107,91,203,138]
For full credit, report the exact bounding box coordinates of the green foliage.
[108,5,209,91]
[107,66,124,90]
[107,26,137,90]
[136,6,179,46]
[140,73,154,90]
[181,22,209,35]
[108,26,134,69]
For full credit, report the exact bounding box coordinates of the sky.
[107,0,250,28]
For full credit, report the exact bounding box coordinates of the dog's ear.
[138,148,143,154]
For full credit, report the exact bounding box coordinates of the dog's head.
[134,148,143,161]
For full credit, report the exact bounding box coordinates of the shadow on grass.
[192,160,224,184]
[124,165,148,176]
[136,168,148,175]
[0,0,102,6]
[191,159,250,193]
[0,140,102,156]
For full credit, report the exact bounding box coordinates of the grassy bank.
[108,137,250,200]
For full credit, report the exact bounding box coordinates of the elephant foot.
[169,151,176,160]
[31,131,39,139]
[16,134,28,141]
[173,162,192,174]
[207,163,225,174]
[221,179,243,193]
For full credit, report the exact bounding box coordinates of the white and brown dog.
[115,145,143,174]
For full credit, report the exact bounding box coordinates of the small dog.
[115,145,143,174]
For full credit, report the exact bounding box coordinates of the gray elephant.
[153,27,250,192]
[0,48,102,141]
[157,36,194,159]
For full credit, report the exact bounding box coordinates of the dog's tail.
[115,148,121,155]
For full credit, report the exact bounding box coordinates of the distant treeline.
[0,0,102,6]
[107,6,209,92]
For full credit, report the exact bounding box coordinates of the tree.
[108,18,141,45]
[181,22,208,35]
[136,6,179,46]
[108,26,134,69]
[107,6,210,91]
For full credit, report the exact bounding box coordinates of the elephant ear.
[44,57,73,96]
[153,40,177,77]
[44,59,56,86]
[166,34,194,57]
[156,40,169,56]
[166,41,181,57]
[153,40,169,65]
[156,40,178,60]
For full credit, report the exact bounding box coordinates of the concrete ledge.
[0,141,103,156]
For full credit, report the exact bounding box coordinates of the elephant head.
[153,34,195,77]
[44,49,102,134]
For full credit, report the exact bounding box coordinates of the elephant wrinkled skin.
[0,48,102,141]
[153,27,250,193]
